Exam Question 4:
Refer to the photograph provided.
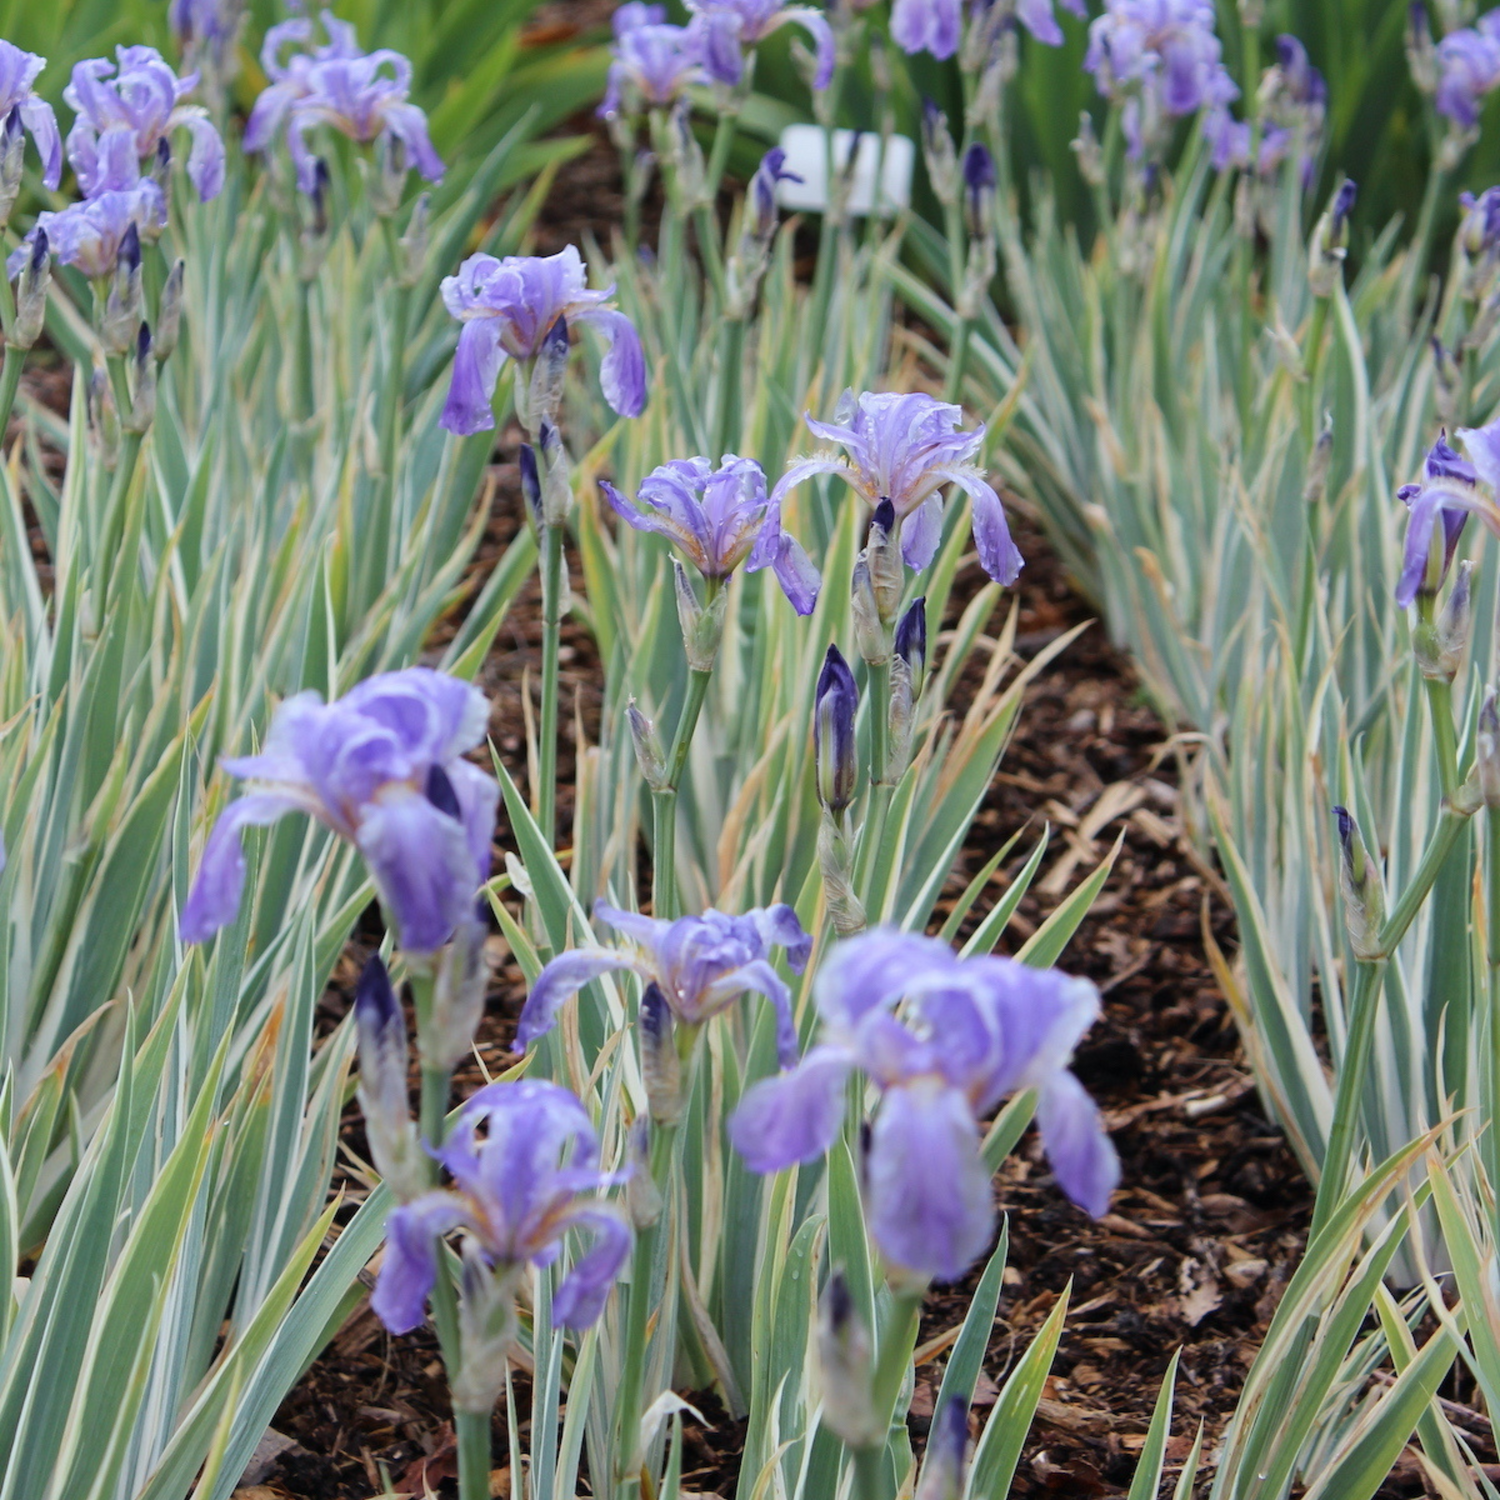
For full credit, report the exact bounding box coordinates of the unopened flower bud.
[889,596,927,776]
[150,136,172,190]
[895,595,927,697]
[640,982,683,1124]
[1407,3,1437,95]
[1070,111,1104,188]
[818,1272,880,1447]
[354,956,423,1200]
[815,644,859,813]
[961,142,996,241]
[126,322,156,432]
[1309,180,1355,298]
[539,418,572,527]
[154,258,184,362]
[88,365,120,465]
[665,97,705,207]
[526,315,570,435]
[102,222,143,355]
[519,442,543,527]
[626,1115,663,1229]
[1303,413,1334,504]
[922,99,959,208]
[396,192,429,288]
[627,700,669,791]
[370,128,410,218]
[0,108,23,228]
[1480,690,1500,808]
[1435,558,1475,679]
[299,159,333,280]
[916,1398,969,1500]
[1333,805,1385,961]
[9,227,49,350]
[676,559,728,671]
[430,899,489,1067]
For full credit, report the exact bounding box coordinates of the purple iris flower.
[600,21,707,118]
[64,46,224,202]
[0,42,62,191]
[438,246,647,435]
[891,0,1083,61]
[517,900,813,1068]
[1436,11,1500,128]
[1084,0,1241,162]
[814,644,858,813]
[6,176,165,279]
[1396,422,1500,608]
[245,11,441,194]
[601,454,820,614]
[728,929,1119,1282]
[372,1080,631,1335]
[168,0,246,75]
[615,3,669,33]
[686,0,835,91]
[1461,186,1500,256]
[770,390,1023,587]
[180,667,499,955]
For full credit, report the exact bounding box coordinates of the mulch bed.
[247,488,1329,1497]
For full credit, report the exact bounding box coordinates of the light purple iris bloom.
[686,0,835,90]
[728,929,1118,1282]
[245,10,441,194]
[6,176,165,279]
[180,667,499,955]
[601,454,820,614]
[0,41,62,191]
[891,0,1083,62]
[518,901,813,1067]
[770,390,1023,586]
[1084,0,1241,162]
[64,46,224,202]
[438,245,647,435]
[1395,422,1500,608]
[1461,185,1500,256]
[600,20,707,118]
[373,1080,631,1335]
[1436,11,1500,128]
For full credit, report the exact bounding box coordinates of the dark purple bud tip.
[895,596,927,668]
[1426,429,1478,485]
[962,142,997,192]
[1333,805,1354,850]
[156,138,172,170]
[311,158,331,232]
[119,222,141,274]
[1410,1,1428,35]
[356,954,399,1028]
[640,981,671,1041]
[922,96,944,130]
[519,442,542,521]
[1332,180,1357,234]
[426,763,462,819]
[2,105,19,143]
[825,1270,854,1330]
[135,321,152,361]
[872,497,896,535]
[543,314,569,355]
[29,227,47,271]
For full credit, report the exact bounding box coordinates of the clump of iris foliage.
[2,0,1496,1498]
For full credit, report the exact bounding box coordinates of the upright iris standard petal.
[891,0,962,59]
[686,0,835,89]
[603,454,820,612]
[439,247,648,433]
[1394,423,1500,608]
[181,667,497,954]
[772,390,1023,587]
[600,20,706,118]
[1434,9,1500,127]
[0,41,62,190]
[730,928,1116,1281]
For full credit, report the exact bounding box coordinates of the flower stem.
[538,519,565,847]
[0,345,25,443]
[1423,675,1462,805]
[614,1117,680,1496]
[456,1408,492,1500]
[853,659,894,912]
[652,665,713,921]
[851,1288,924,1500]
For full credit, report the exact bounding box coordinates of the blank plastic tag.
[774,124,915,219]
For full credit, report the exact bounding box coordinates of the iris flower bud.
[675,559,728,671]
[431,899,489,1068]
[102,222,143,355]
[539,418,572,528]
[370,129,410,218]
[626,1115,663,1229]
[1436,558,1475,679]
[88,365,120,466]
[1333,806,1385,961]
[1309,180,1355,298]
[1480,689,1500,808]
[916,1398,969,1500]
[815,644,859,814]
[1302,413,1334,504]
[627,700,669,791]
[1071,111,1104,188]
[299,159,333,281]
[9,228,49,351]
[154,258,185,362]
[0,107,23,229]
[126,322,157,434]
[640,982,684,1124]
[1407,3,1437,95]
[519,441,543,527]
[890,596,927,776]
[354,956,423,1201]
[526,315,570,436]
[817,1273,880,1447]
[149,137,172,191]
[895,595,928,699]
[921,99,959,208]
[961,142,997,241]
